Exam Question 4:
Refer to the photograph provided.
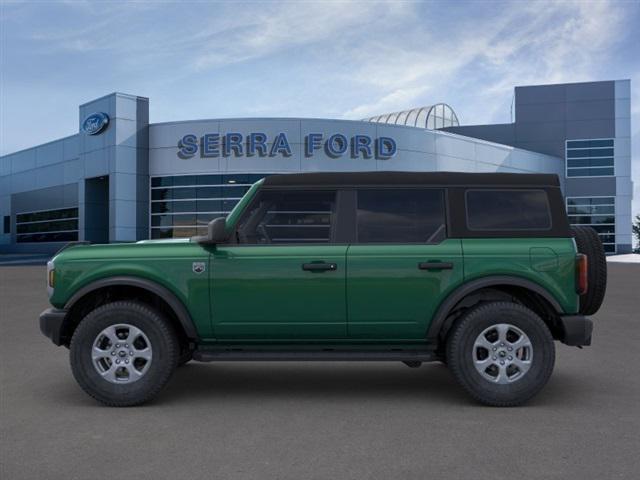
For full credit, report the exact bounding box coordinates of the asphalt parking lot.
[1,263,639,480]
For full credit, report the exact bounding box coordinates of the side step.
[192,349,436,363]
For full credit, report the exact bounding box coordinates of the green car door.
[346,188,464,340]
[211,189,347,340]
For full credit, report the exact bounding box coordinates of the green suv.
[39,172,606,407]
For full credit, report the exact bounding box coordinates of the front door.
[346,188,464,339]
[211,189,347,339]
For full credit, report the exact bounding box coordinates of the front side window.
[566,139,614,177]
[150,174,271,238]
[356,189,446,243]
[237,190,336,244]
[466,190,551,231]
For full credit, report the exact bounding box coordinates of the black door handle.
[418,262,454,270]
[302,262,337,272]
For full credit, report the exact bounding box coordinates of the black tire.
[572,226,607,315]
[70,301,179,407]
[446,302,555,407]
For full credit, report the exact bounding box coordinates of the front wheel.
[70,301,179,407]
[446,302,555,407]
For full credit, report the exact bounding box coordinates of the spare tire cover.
[572,226,607,315]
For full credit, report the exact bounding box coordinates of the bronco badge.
[192,262,206,274]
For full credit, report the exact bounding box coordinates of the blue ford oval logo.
[82,112,110,135]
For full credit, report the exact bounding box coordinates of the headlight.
[47,260,55,297]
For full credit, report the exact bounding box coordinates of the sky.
[1,0,639,215]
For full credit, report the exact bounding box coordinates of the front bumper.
[558,315,593,346]
[39,308,68,346]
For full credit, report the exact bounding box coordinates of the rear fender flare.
[426,276,563,342]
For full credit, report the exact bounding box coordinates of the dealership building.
[0,79,633,253]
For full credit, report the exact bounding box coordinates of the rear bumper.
[39,308,68,346]
[558,315,593,346]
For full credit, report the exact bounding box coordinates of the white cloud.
[342,86,430,119]
[339,0,629,120]
[191,2,412,70]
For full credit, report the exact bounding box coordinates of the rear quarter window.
[465,189,551,231]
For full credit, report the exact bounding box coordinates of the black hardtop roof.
[262,171,560,187]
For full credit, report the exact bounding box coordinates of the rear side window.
[356,189,446,243]
[237,190,336,244]
[466,189,551,231]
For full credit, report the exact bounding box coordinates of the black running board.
[192,349,436,362]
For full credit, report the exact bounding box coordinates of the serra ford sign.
[178,132,397,160]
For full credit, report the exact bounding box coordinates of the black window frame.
[353,187,448,245]
[233,187,342,246]
[464,188,553,232]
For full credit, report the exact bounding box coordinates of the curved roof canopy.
[364,103,459,129]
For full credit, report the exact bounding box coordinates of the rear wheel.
[70,301,179,407]
[446,302,555,407]
[572,225,607,315]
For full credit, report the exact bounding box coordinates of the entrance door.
[84,176,109,243]
[346,188,463,339]
[211,189,347,339]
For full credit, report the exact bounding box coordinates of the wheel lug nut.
[508,347,513,351]
[129,351,134,356]
[125,359,129,364]
[116,344,120,348]
[500,360,505,365]
[508,356,513,360]
[111,351,115,356]
[125,344,129,348]
[115,359,120,364]
[492,356,497,360]
[500,343,505,347]
[492,347,497,351]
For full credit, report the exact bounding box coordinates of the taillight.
[576,254,588,295]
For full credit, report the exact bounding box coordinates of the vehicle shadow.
[45,361,591,408]
[159,361,470,405]
[158,362,594,408]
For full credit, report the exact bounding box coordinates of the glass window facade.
[15,207,79,243]
[150,174,270,238]
[3,216,9,234]
[567,197,616,253]
[566,139,614,177]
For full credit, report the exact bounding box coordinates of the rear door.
[211,188,348,339]
[346,188,463,339]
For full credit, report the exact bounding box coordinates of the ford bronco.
[39,172,606,407]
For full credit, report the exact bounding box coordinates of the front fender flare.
[64,276,198,340]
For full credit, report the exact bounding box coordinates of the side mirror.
[192,217,229,244]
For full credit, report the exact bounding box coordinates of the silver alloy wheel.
[91,324,153,384]
[472,323,533,384]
